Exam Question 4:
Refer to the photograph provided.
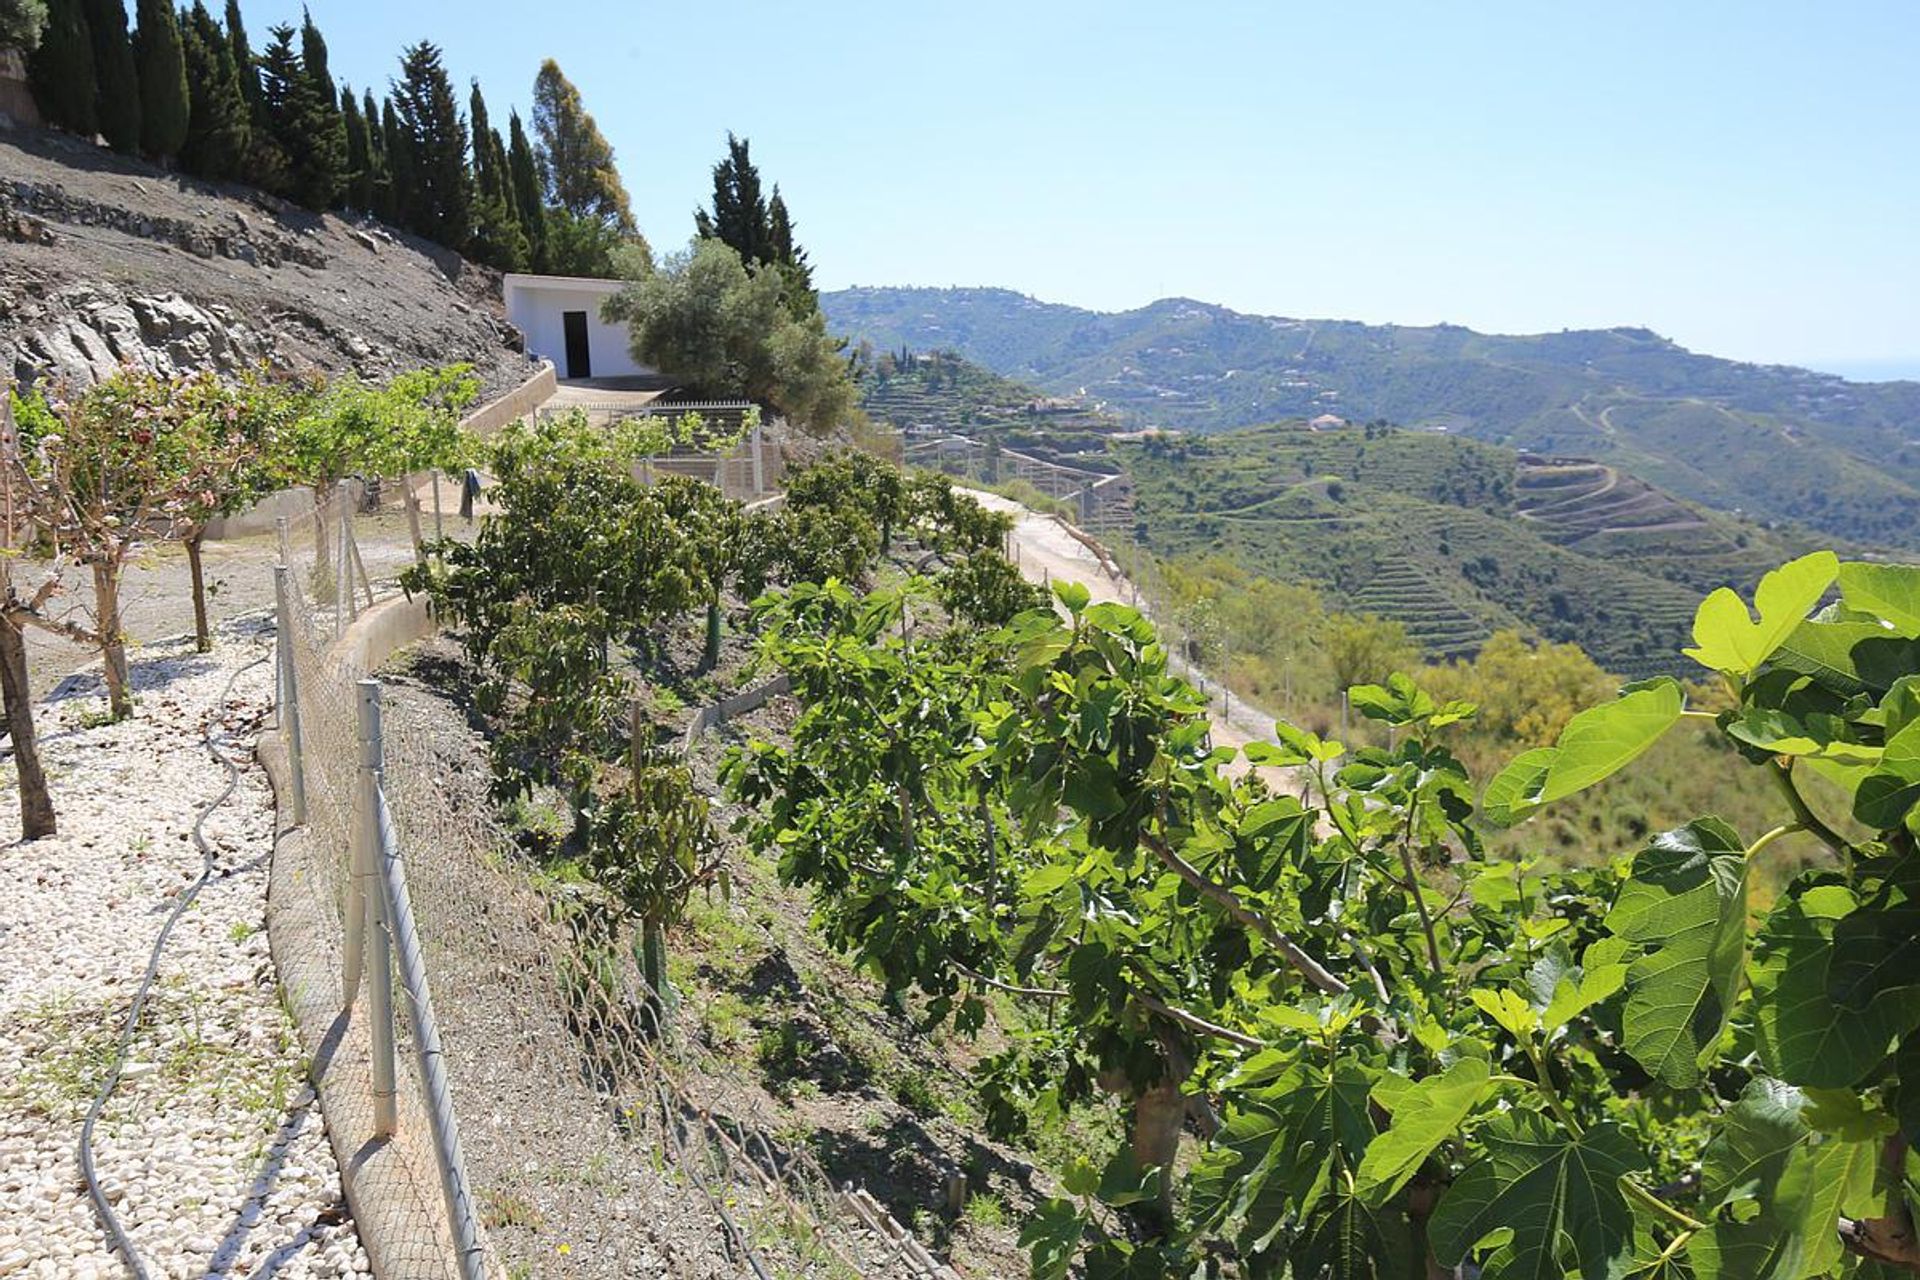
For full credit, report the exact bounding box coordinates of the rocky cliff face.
[0,124,536,395]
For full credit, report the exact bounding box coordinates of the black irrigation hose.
[78,651,271,1280]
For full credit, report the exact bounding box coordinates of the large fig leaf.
[1354,1059,1493,1207]
[1684,551,1838,677]
[1751,885,1920,1087]
[1428,1110,1643,1280]
[1603,819,1749,1088]
[1688,1077,1878,1280]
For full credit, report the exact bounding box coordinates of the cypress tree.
[222,0,255,111]
[297,10,346,207]
[258,22,341,209]
[132,0,189,162]
[463,80,526,270]
[380,96,414,229]
[391,42,470,249]
[467,82,489,193]
[81,0,140,154]
[27,0,96,137]
[695,135,816,317]
[506,109,548,271]
[178,1,248,179]
[342,86,375,211]
[694,133,772,265]
[363,87,391,219]
[767,186,816,316]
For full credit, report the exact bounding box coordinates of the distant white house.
[501,274,652,381]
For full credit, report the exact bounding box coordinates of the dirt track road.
[963,489,1286,759]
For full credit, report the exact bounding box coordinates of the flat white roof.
[502,272,627,294]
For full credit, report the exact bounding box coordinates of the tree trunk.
[309,484,334,600]
[0,612,55,839]
[403,476,425,565]
[91,561,132,720]
[186,531,211,653]
[1130,1079,1188,1235]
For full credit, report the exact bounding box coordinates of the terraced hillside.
[1513,455,1815,594]
[823,286,1920,551]
[854,349,1127,470]
[1347,562,1490,660]
[1119,425,1820,677]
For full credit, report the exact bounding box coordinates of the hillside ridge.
[824,285,1920,549]
[1,126,531,394]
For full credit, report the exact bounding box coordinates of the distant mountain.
[823,287,1920,550]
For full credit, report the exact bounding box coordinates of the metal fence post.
[334,480,351,638]
[275,513,293,573]
[373,789,488,1280]
[272,565,308,826]
[431,468,445,541]
[356,679,399,1138]
[750,422,765,496]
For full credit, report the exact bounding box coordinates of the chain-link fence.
[265,475,960,1279]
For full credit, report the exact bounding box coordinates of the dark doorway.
[562,310,591,378]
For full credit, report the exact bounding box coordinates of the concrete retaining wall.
[460,360,554,438]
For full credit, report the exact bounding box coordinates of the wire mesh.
[272,479,955,1279]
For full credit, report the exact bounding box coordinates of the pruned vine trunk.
[185,531,211,653]
[91,560,131,720]
[309,484,334,598]
[0,612,55,838]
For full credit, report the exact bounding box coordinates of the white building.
[502,274,652,380]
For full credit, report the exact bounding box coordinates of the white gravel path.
[0,622,367,1280]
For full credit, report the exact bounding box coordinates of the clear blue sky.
[245,1,1920,376]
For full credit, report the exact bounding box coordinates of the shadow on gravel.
[206,1091,324,1277]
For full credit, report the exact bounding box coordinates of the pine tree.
[507,109,548,272]
[531,58,633,230]
[342,86,374,211]
[222,0,255,112]
[391,42,470,249]
[131,0,187,161]
[80,0,140,154]
[380,96,413,228]
[27,0,96,137]
[178,1,248,179]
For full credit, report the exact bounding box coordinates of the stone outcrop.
[0,123,532,395]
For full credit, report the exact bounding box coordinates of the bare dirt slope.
[0,124,534,394]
